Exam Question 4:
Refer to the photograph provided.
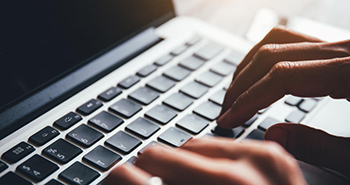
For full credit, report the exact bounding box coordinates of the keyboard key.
[180,81,209,99]
[195,71,223,87]
[118,75,140,89]
[43,139,82,164]
[128,87,160,105]
[171,45,188,56]
[158,127,192,147]
[88,111,124,132]
[126,156,138,165]
[137,64,157,77]
[211,126,244,138]
[154,54,173,66]
[242,114,258,127]
[244,129,265,140]
[54,112,82,130]
[209,90,226,105]
[298,99,317,113]
[98,87,122,102]
[45,179,64,185]
[145,105,177,125]
[83,145,122,171]
[59,162,100,185]
[163,66,191,81]
[126,117,160,139]
[285,96,303,106]
[146,76,176,93]
[0,160,8,173]
[76,99,103,116]
[224,51,245,66]
[194,43,223,61]
[179,56,205,71]
[2,142,35,164]
[109,99,142,118]
[67,124,104,148]
[0,172,32,185]
[210,62,236,76]
[105,131,142,154]
[258,117,280,131]
[29,126,59,146]
[176,114,209,135]
[17,154,59,182]
[186,36,201,46]
[163,93,194,111]
[193,101,221,121]
[285,110,306,123]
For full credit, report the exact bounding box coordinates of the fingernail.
[265,127,288,148]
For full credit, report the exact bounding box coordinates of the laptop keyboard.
[0,37,323,185]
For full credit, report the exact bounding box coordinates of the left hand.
[102,137,306,185]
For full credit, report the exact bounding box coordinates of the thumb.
[264,123,350,177]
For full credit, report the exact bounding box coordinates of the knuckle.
[269,61,294,78]
[256,44,279,58]
[267,26,290,37]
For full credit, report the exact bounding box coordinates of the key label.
[47,148,57,154]
[97,160,105,166]
[33,170,41,176]
[65,117,73,123]
[74,177,83,184]
[13,147,24,155]
[57,154,65,160]
[22,165,30,171]
[42,133,48,138]
[81,138,89,143]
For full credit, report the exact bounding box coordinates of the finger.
[102,163,152,185]
[220,41,350,117]
[265,123,350,177]
[218,57,350,128]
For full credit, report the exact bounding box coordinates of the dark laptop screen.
[0,0,173,109]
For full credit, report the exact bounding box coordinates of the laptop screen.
[0,0,173,109]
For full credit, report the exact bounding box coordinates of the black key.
[186,36,201,46]
[171,45,188,56]
[43,139,82,164]
[176,114,209,135]
[145,105,177,125]
[154,54,173,66]
[209,90,226,105]
[211,126,244,138]
[98,87,122,102]
[178,56,205,71]
[195,71,223,87]
[258,117,280,131]
[17,154,59,182]
[210,62,236,76]
[76,99,103,116]
[285,96,303,106]
[126,117,160,139]
[0,160,8,173]
[298,99,317,113]
[89,111,124,132]
[163,66,191,81]
[285,110,306,123]
[105,131,142,154]
[146,76,176,93]
[244,129,265,140]
[180,81,209,99]
[83,145,122,171]
[224,51,245,66]
[29,126,59,146]
[194,43,223,61]
[118,75,140,89]
[128,87,160,105]
[67,124,104,148]
[193,101,221,121]
[59,162,100,185]
[137,64,157,77]
[2,142,35,164]
[45,179,64,185]
[163,93,194,111]
[242,114,258,127]
[126,156,138,165]
[54,112,82,130]
[158,127,192,147]
[109,99,142,118]
[0,172,32,185]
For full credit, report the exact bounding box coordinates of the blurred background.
[173,0,350,40]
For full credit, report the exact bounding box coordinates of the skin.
[103,26,350,184]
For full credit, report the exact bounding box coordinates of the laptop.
[0,1,349,184]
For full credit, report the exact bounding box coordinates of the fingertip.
[264,126,288,148]
[217,109,241,129]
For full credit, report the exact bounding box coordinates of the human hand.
[102,137,306,185]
